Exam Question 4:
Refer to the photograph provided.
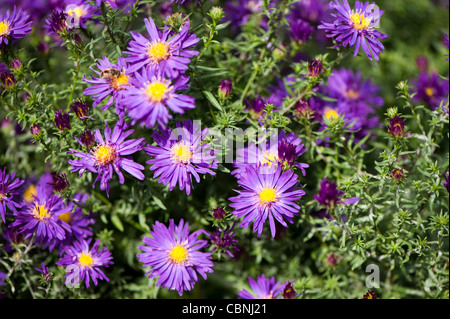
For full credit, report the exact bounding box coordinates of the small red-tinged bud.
[295,100,313,120]
[308,59,323,78]
[30,124,42,137]
[54,110,71,131]
[391,168,405,181]
[363,290,377,299]
[218,79,232,100]
[1,72,16,87]
[10,59,22,70]
[282,282,297,299]
[49,172,70,193]
[212,207,226,220]
[388,115,405,139]
[80,130,95,149]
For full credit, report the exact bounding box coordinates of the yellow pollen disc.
[171,143,193,163]
[24,184,37,203]
[33,204,49,221]
[169,244,189,264]
[94,144,117,166]
[425,87,434,97]
[79,253,94,267]
[146,81,169,103]
[109,73,130,91]
[259,186,277,205]
[345,89,359,99]
[67,7,85,19]
[324,108,339,120]
[350,12,371,30]
[0,21,10,37]
[147,41,170,63]
[58,212,73,224]
[260,152,278,168]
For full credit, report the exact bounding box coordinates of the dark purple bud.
[212,207,226,220]
[54,110,71,131]
[443,171,449,192]
[70,98,90,120]
[49,172,70,193]
[314,178,345,209]
[37,41,49,54]
[391,168,405,181]
[363,290,377,299]
[278,141,297,166]
[1,72,16,87]
[282,282,297,299]
[80,130,95,149]
[388,115,405,139]
[209,223,239,257]
[308,59,323,77]
[327,252,337,266]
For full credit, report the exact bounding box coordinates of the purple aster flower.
[209,223,239,257]
[56,238,113,288]
[318,0,387,61]
[82,56,133,116]
[121,67,195,128]
[289,0,329,25]
[64,1,95,29]
[45,10,69,35]
[145,119,217,195]
[0,6,32,45]
[238,274,286,299]
[137,218,214,296]
[229,165,305,238]
[123,17,200,77]
[10,188,72,242]
[68,120,145,197]
[232,130,309,180]
[42,193,95,253]
[311,68,383,143]
[224,0,264,32]
[412,71,449,110]
[314,177,360,209]
[0,167,25,223]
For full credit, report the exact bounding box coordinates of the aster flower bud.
[35,263,53,286]
[10,59,22,70]
[391,168,405,181]
[442,172,449,193]
[363,290,377,299]
[386,106,398,119]
[218,79,232,101]
[212,206,226,220]
[209,223,239,258]
[54,110,71,131]
[282,282,297,299]
[295,100,313,120]
[388,114,405,140]
[79,130,95,149]
[49,172,70,193]
[308,59,323,78]
[71,98,91,120]
[209,6,224,22]
[30,123,42,140]
[164,13,189,33]
[1,72,16,87]
[48,10,69,35]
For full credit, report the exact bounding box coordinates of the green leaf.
[203,91,223,111]
[111,214,124,232]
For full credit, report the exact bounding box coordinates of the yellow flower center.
[147,41,170,63]
[67,6,85,19]
[350,12,371,30]
[33,204,49,221]
[168,244,189,264]
[110,73,130,91]
[345,89,360,99]
[260,152,278,168]
[146,81,169,103]
[171,143,193,163]
[23,184,37,203]
[425,87,434,97]
[0,21,10,37]
[259,186,277,205]
[93,144,117,166]
[79,253,94,267]
[324,108,339,120]
[58,212,73,224]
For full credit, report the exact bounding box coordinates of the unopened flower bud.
[212,207,226,220]
[1,72,16,87]
[308,59,323,78]
[295,100,313,120]
[54,110,71,131]
[10,59,22,70]
[209,6,224,21]
[218,79,232,100]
